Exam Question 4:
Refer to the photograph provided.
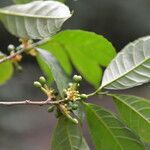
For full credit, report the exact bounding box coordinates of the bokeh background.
[0,0,150,149]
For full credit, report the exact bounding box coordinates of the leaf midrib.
[88,106,124,150]
[0,9,72,19]
[101,55,150,89]
[66,124,74,150]
[114,95,150,125]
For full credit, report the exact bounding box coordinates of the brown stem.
[0,37,50,64]
[0,99,67,106]
[0,48,24,64]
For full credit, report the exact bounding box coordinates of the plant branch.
[0,37,50,64]
[0,99,67,106]
[87,89,108,97]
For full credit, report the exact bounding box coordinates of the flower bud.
[39,76,46,84]
[68,83,73,87]
[72,118,78,124]
[33,81,42,88]
[71,103,78,110]
[8,44,15,52]
[73,75,82,82]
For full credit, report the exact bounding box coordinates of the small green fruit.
[72,103,79,110]
[39,76,46,84]
[73,75,82,82]
[68,101,73,106]
[72,118,78,124]
[63,89,67,97]
[33,81,42,88]
[63,89,67,93]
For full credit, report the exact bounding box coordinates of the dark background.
[0,0,149,149]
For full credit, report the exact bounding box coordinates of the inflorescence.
[34,75,88,124]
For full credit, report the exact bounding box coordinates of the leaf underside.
[37,48,69,96]
[112,94,150,142]
[0,1,71,39]
[13,0,66,4]
[101,36,150,90]
[37,41,72,85]
[85,103,146,150]
[36,55,54,84]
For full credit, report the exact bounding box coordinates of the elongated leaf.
[0,52,13,85]
[57,0,66,3]
[13,0,66,4]
[13,0,35,4]
[36,55,54,84]
[85,103,146,150]
[39,30,116,87]
[101,36,150,90]
[37,48,69,95]
[112,94,150,142]
[0,1,71,39]
[37,41,72,84]
[51,116,89,150]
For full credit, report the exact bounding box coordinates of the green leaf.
[13,0,66,4]
[101,36,150,90]
[13,0,34,4]
[51,116,89,150]
[0,52,13,85]
[85,103,146,150]
[67,46,102,88]
[39,30,116,87]
[0,1,71,39]
[50,30,116,67]
[38,41,72,84]
[37,48,69,95]
[112,94,150,142]
[36,55,54,84]
[58,0,66,3]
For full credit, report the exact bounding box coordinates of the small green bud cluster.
[33,76,47,88]
[43,74,88,124]
[33,76,55,98]
[68,102,79,110]
[48,106,62,118]
[7,44,23,72]
[63,74,88,103]
[73,75,82,82]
